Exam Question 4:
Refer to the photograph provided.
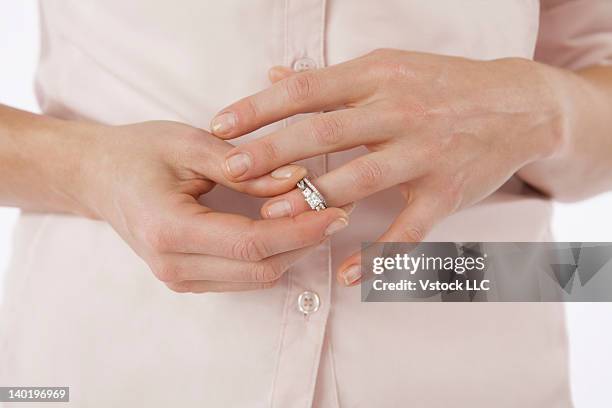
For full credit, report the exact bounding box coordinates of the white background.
[1,1,611,406]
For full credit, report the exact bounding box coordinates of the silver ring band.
[297,177,327,211]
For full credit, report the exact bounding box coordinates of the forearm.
[0,104,94,216]
[518,65,612,202]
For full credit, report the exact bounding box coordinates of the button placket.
[270,0,330,407]
[298,290,321,316]
[293,57,318,72]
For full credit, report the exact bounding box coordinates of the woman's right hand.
[72,120,350,293]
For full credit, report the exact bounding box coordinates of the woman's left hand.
[210,48,563,285]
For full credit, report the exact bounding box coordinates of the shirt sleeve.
[535,0,612,70]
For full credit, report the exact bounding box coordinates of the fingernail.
[265,200,292,218]
[211,112,237,135]
[341,202,356,215]
[271,165,296,180]
[341,265,362,286]
[325,218,349,236]
[225,153,251,178]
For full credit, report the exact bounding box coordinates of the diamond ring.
[297,177,327,211]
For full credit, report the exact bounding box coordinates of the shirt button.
[292,57,317,72]
[297,290,320,315]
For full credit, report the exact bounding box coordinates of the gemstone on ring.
[297,177,327,211]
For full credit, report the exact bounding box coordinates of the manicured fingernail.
[225,153,251,177]
[266,200,292,218]
[341,265,362,286]
[271,165,296,180]
[325,217,349,236]
[211,112,236,135]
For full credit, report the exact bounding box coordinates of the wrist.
[523,60,612,164]
[521,60,612,168]
[506,58,571,163]
[32,117,106,219]
[535,63,569,160]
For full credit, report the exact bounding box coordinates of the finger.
[154,244,313,283]
[336,195,450,287]
[340,202,357,215]
[268,66,294,83]
[188,131,307,197]
[165,280,278,294]
[261,151,428,218]
[162,204,350,260]
[242,164,308,196]
[210,60,375,139]
[268,65,356,114]
[223,108,392,181]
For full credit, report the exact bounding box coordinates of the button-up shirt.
[2,1,612,407]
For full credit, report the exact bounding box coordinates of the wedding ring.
[297,177,327,211]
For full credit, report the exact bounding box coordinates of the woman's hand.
[74,121,350,292]
[210,49,564,285]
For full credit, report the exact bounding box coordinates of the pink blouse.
[2,1,612,406]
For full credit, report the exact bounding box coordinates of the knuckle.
[165,281,191,293]
[310,114,344,146]
[400,223,427,243]
[377,47,395,56]
[241,96,260,123]
[250,261,282,283]
[392,101,429,128]
[382,61,413,80]
[231,233,269,262]
[151,259,181,283]
[259,138,280,162]
[351,158,386,190]
[141,222,174,253]
[285,72,319,104]
[365,50,415,84]
[259,281,279,290]
[367,48,393,59]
